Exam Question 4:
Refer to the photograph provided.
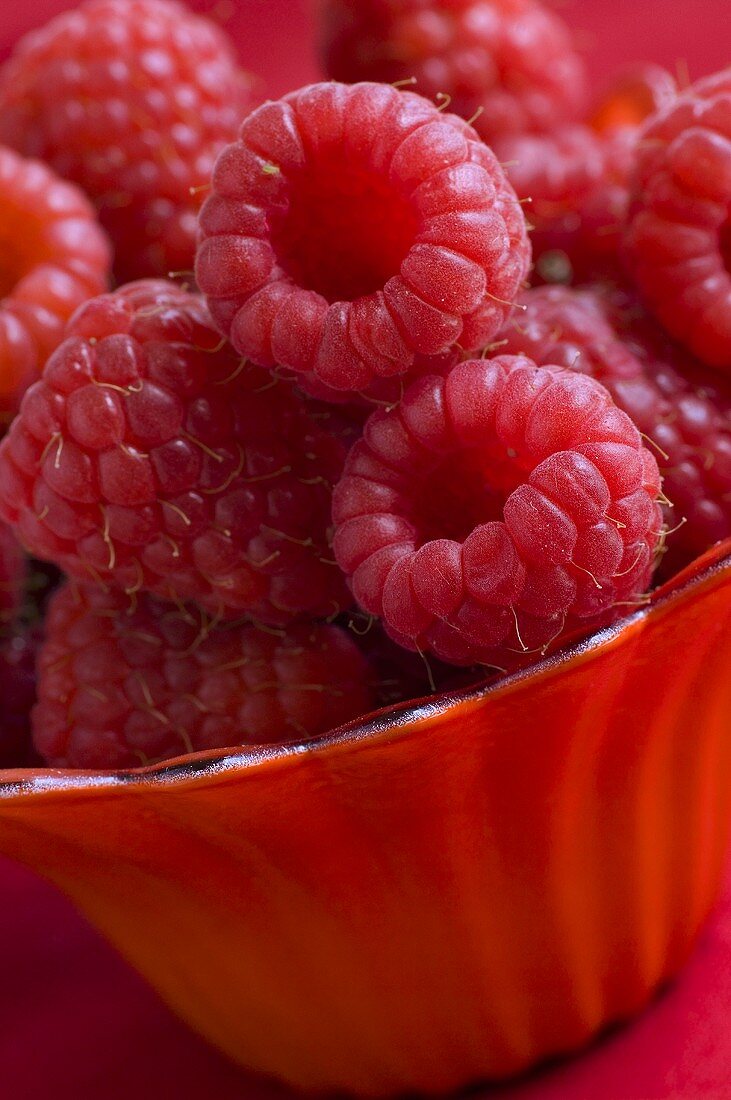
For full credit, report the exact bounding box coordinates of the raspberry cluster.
[320,0,588,144]
[0,0,727,772]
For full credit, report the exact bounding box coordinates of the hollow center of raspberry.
[411,447,524,544]
[272,161,418,302]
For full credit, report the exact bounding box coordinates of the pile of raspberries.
[0,0,728,770]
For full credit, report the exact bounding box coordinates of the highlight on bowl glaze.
[0,540,730,1097]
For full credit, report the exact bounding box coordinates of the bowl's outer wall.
[0,549,730,1095]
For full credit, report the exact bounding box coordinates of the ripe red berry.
[0,280,350,624]
[623,68,731,372]
[333,354,662,666]
[496,124,635,285]
[319,0,587,144]
[0,0,255,282]
[33,582,375,769]
[591,64,677,135]
[495,67,677,286]
[500,284,731,574]
[0,145,111,425]
[196,80,530,395]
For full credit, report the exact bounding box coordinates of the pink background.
[0,1,729,1097]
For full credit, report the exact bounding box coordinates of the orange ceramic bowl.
[0,540,730,1096]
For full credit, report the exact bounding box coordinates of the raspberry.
[0,280,350,624]
[33,582,374,769]
[623,69,731,371]
[494,68,677,286]
[0,0,255,282]
[196,80,530,395]
[332,354,661,667]
[591,64,677,135]
[319,0,587,144]
[0,628,38,767]
[0,520,25,625]
[499,284,731,574]
[495,125,635,285]
[0,146,110,424]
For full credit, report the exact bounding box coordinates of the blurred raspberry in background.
[1,1,728,97]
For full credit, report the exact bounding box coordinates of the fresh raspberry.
[0,629,38,767]
[623,69,731,371]
[495,125,635,285]
[0,146,110,424]
[0,280,350,624]
[33,582,375,769]
[591,64,678,135]
[0,520,26,625]
[196,80,530,395]
[319,0,587,144]
[499,284,731,574]
[594,285,731,575]
[332,354,661,667]
[0,0,255,282]
[494,68,677,286]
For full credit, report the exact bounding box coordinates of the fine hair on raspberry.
[0,280,350,624]
[33,582,374,770]
[333,354,662,667]
[196,80,531,395]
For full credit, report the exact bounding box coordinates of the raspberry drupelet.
[623,69,731,372]
[500,284,731,574]
[0,146,111,425]
[319,0,587,145]
[196,81,531,396]
[332,354,662,667]
[33,582,374,770]
[0,280,350,624]
[0,0,255,282]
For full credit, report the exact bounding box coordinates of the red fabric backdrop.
[1,1,729,1097]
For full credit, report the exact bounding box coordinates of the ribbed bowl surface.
[1,542,730,1095]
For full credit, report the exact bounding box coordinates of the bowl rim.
[2,539,730,799]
